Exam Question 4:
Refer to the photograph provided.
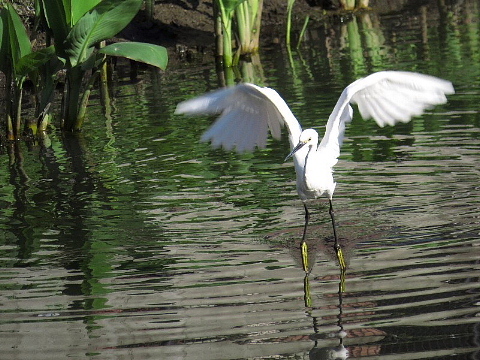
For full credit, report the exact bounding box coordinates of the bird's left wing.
[175,83,301,153]
[318,71,455,167]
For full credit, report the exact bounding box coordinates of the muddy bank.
[122,0,418,53]
[11,0,428,56]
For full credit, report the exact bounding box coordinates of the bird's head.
[284,129,319,161]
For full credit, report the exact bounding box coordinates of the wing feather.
[318,71,454,166]
[175,83,302,153]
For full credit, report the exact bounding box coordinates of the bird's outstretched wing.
[318,71,455,167]
[175,83,302,152]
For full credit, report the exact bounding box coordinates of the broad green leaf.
[59,0,102,26]
[58,0,109,28]
[6,4,31,60]
[41,0,69,46]
[0,9,6,74]
[62,0,72,25]
[65,0,142,66]
[99,42,168,69]
[71,0,102,25]
[0,4,31,76]
[16,46,57,77]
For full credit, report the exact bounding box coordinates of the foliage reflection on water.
[1,1,480,359]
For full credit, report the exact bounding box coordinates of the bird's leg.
[329,199,346,274]
[302,203,310,242]
[301,203,310,273]
[329,199,338,242]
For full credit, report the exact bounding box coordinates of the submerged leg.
[329,199,346,273]
[301,203,310,273]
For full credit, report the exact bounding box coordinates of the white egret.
[175,71,454,271]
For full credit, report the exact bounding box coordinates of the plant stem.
[76,69,101,131]
[251,0,263,51]
[14,80,23,138]
[5,73,14,141]
[214,2,224,59]
[220,6,234,67]
[296,15,310,49]
[236,2,249,53]
[63,66,84,132]
[235,0,262,55]
[286,0,295,46]
[145,0,154,21]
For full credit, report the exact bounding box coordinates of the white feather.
[176,71,454,201]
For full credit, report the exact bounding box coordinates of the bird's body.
[288,128,336,200]
[175,71,455,270]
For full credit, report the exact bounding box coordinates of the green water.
[1,1,479,359]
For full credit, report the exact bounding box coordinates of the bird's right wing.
[318,71,455,167]
[175,83,302,153]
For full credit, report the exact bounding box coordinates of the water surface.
[1,1,479,359]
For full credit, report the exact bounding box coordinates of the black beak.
[285,141,306,162]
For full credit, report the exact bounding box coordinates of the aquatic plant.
[39,0,168,131]
[0,0,168,138]
[0,3,46,140]
[214,0,262,67]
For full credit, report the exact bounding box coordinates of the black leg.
[329,199,346,274]
[302,202,310,242]
[329,199,338,244]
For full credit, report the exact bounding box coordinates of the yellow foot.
[301,241,309,273]
[336,245,346,292]
[336,245,346,272]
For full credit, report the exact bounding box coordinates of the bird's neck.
[304,144,316,163]
[303,145,329,176]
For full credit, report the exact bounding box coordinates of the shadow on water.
[1,0,480,359]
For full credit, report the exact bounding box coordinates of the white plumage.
[176,71,454,268]
[176,71,454,202]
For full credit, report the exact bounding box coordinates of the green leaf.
[71,0,102,25]
[65,0,143,67]
[6,4,31,60]
[15,46,57,77]
[62,0,72,25]
[0,4,31,76]
[40,0,70,47]
[99,42,168,69]
[40,0,136,63]
[0,10,5,74]
[59,0,103,26]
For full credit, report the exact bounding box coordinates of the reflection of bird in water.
[307,259,348,360]
[310,344,348,360]
[176,71,454,270]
